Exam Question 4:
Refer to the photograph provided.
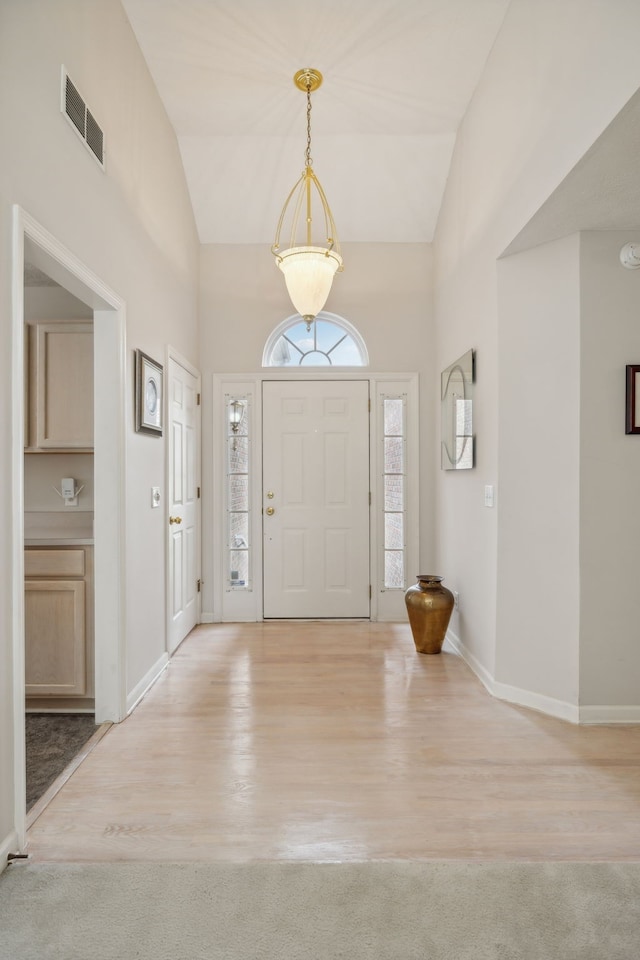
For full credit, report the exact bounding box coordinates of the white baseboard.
[1,830,20,875]
[444,629,495,692]
[126,652,169,714]
[445,629,579,724]
[493,679,579,723]
[579,705,640,724]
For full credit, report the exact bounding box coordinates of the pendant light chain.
[305,79,313,168]
[272,67,343,330]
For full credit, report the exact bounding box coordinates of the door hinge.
[368,398,371,412]
[369,491,372,505]
[369,585,372,599]
[197,486,201,499]
[197,579,201,593]
[197,393,201,405]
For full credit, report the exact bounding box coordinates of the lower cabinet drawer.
[25,549,85,578]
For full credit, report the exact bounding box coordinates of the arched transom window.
[262,312,369,367]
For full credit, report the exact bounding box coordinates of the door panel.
[168,358,200,652]
[263,380,370,618]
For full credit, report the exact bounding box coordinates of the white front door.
[262,380,370,618]
[167,356,200,652]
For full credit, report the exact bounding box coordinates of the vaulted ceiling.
[120,0,510,245]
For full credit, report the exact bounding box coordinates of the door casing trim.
[211,371,419,623]
[11,206,127,851]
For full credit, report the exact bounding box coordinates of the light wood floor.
[26,622,640,862]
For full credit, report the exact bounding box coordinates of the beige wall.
[0,0,199,856]
[579,230,640,710]
[495,229,640,716]
[496,234,581,708]
[198,242,435,616]
[434,0,640,694]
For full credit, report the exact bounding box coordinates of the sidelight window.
[226,395,251,590]
[381,395,407,590]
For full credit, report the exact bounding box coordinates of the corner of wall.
[446,628,580,724]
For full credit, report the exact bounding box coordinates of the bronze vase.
[404,575,454,654]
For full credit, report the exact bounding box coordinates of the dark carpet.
[25,713,98,810]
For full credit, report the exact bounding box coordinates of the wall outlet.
[453,590,460,611]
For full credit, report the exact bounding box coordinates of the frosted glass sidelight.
[384,437,404,474]
[383,399,403,436]
[385,513,404,550]
[384,476,404,512]
[227,395,251,590]
[228,437,249,473]
[385,551,404,590]
[229,476,249,512]
[382,396,407,590]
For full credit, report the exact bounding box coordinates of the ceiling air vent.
[61,68,105,169]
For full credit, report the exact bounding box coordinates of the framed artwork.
[626,365,640,434]
[441,348,475,470]
[135,349,163,436]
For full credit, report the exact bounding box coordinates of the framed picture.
[135,349,163,436]
[626,365,640,434]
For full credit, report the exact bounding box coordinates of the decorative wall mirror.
[441,348,475,470]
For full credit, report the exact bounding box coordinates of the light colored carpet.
[1,861,639,960]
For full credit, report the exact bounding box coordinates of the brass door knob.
[169,516,182,524]
[265,506,275,516]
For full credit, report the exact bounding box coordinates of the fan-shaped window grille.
[262,313,368,368]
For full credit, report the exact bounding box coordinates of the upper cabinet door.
[29,322,94,450]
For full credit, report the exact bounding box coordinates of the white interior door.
[263,380,370,618]
[168,356,200,652]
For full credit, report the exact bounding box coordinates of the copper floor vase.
[404,575,454,654]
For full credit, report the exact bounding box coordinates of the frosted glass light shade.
[277,246,343,320]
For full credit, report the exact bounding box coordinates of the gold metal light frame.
[272,68,343,331]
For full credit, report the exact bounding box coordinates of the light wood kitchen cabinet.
[25,321,94,452]
[25,546,94,700]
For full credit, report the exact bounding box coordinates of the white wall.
[434,0,640,691]
[495,235,581,711]
[198,242,435,617]
[493,229,640,719]
[579,230,640,711]
[0,0,199,859]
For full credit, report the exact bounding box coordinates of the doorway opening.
[11,207,127,849]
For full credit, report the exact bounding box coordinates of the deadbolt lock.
[169,516,182,524]
[266,491,275,499]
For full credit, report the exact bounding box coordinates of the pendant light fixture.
[272,68,343,331]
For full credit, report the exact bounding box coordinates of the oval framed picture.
[135,349,163,436]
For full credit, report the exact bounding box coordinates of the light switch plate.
[151,486,161,508]
[484,485,495,508]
